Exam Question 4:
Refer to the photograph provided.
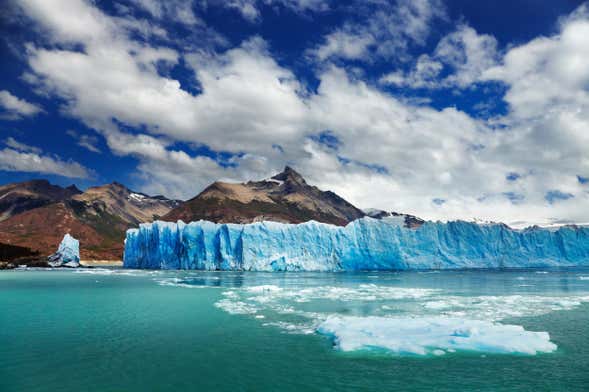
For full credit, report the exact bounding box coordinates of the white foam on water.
[214,298,259,315]
[154,277,219,288]
[578,276,589,280]
[249,284,438,303]
[215,282,589,325]
[421,295,589,320]
[317,316,557,356]
[263,321,316,335]
[246,285,283,293]
[73,268,146,276]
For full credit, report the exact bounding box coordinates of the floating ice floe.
[317,316,557,356]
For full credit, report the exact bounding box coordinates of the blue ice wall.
[123,218,589,271]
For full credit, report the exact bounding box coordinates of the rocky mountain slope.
[71,182,179,226]
[0,181,178,260]
[0,179,80,221]
[163,166,366,226]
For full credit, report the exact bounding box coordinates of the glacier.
[48,233,80,268]
[123,217,589,271]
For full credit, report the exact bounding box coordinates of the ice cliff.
[123,218,589,271]
[48,233,80,268]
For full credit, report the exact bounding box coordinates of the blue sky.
[1,0,588,226]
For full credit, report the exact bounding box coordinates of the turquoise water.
[1,268,589,391]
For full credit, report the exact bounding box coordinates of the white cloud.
[127,0,201,26]
[313,29,375,61]
[435,25,499,88]
[480,4,589,174]
[311,0,446,62]
[12,0,589,225]
[66,130,101,153]
[382,25,499,89]
[214,0,330,22]
[0,90,43,119]
[225,0,261,22]
[380,54,442,88]
[4,137,42,154]
[24,3,308,155]
[0,144,91,179]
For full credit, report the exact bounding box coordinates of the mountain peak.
[164,165,365,226]
[65,184,82,195]
[109,181,129,190]
[272,166,306,185]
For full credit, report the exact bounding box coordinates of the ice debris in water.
[48,233,80,268]
[123,218,589,271]
[317,316,557,356]
[206,281,589,355]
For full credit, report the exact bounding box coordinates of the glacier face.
[123,218,589,271]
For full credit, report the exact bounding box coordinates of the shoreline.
[80,260,123,267]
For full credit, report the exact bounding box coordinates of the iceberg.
[317,316,557,356]
[48,233,80,268]
[123,218,589,271]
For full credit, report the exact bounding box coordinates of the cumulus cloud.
[380,54,443,88]
[0,90,43,119]
[11,0,589,225]
[381,25,499,89]
[0,138,91,179]
[435,25,499,87]
[480,5,589,181]
[311,0,446,62]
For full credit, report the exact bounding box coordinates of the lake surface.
[1,268,589,391]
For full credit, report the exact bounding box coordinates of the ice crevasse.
[123,217,589,271]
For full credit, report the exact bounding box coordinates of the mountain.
[71,182,180,226]
[0,180,179,260]
[0,179,81,221]
[0,170,427,261]
[363,209,425,229]
[163,166,365,226]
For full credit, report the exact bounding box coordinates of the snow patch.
[265,178,284,186]
[128,192,146,202]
